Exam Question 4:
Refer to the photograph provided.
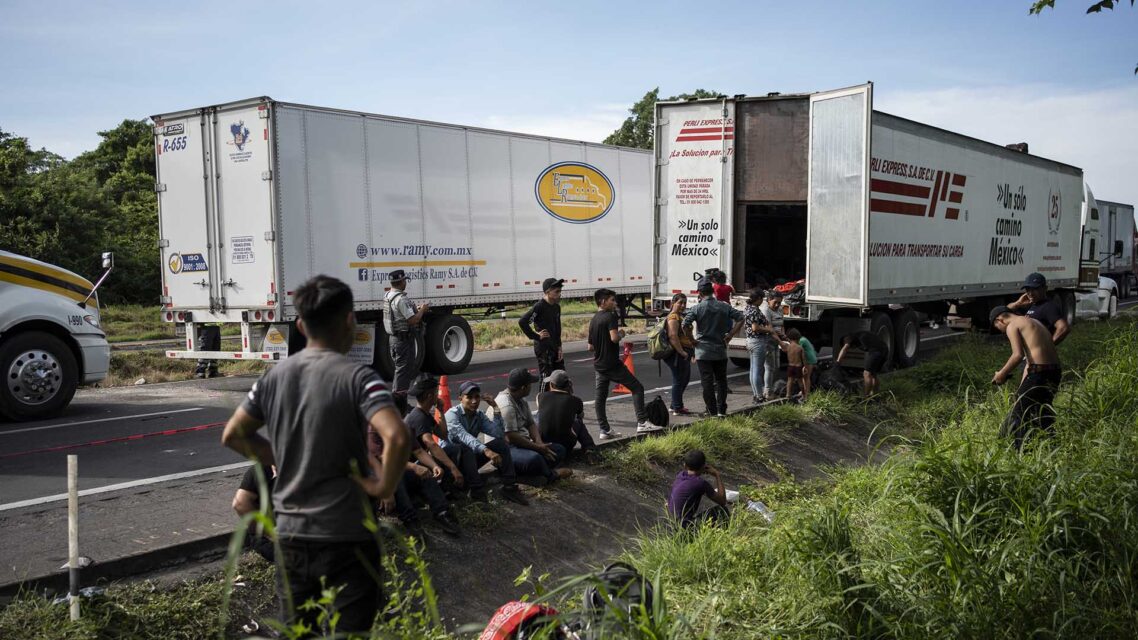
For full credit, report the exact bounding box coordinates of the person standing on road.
[664,293,696,416]
[989,306,1063,450]
[444,381,530,505]
[683,279,745,417]
[589,288,663,439]
[383,269,430,396]
[221,275,410,636]
[835,330,889,398]
[519,277,565,380]
[744,289,772,404]
[1006,272,1069,345]
[497,367,573,484]
[759,291,785,400]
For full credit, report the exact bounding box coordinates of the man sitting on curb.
[989,305,1063,450]
[232,462,276,561]
[403,375,465,495]
[666,450,729,529]
[537,369,597,456]
[497,367,573,485]
[445,381,529,506]
[367,415,462,537]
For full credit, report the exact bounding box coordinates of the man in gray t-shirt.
[223,275,409,636]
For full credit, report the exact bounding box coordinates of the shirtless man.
[989,306,1062,450]
[776,333,807,402]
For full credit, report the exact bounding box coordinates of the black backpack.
[644,396,669,429]
[582,562,654,620]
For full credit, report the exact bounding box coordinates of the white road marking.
[0,407,205,436]
[0,461,252,512]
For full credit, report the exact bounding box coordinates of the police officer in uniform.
[383,270,429,395]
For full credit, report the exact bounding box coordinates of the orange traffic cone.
[612,342,635,395]
[433,375,453,438]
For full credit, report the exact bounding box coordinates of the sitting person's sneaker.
[552,468,573,481]
[434,510,461,537]
[598,429,617,440]
[636,421,664,433]
[499,484,529,506]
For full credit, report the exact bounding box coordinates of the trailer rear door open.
[805,83,872,307]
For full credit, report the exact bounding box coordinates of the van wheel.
[373,329,424,382]
[0,332,79,421]
[423,315,474,375]
[869,312,894,372]
[891,308,920,368]
[1106,293,1118,319]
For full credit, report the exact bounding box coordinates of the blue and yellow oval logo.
[534,162,615,224]
[168,253,182,274]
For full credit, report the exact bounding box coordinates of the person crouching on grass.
[666,450,729,529]
[989,306,1062,450]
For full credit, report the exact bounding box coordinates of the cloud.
[477,104,630,144]
[876,84,1138,215]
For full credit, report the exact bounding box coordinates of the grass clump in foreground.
[623,318,1138,638]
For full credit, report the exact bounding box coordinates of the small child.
[777,333,807,402]
[665,450,728,528]
[786,328,816,401]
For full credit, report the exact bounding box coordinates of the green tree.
[604,88,723,149]
[1029,0,1136,73]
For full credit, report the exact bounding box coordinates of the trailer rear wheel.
[423,315,474,375]
[374,329,424,383]
[0,331,79,421]
[869,312,894,372]
[1114,276,1130,299]
[891,308,920,368]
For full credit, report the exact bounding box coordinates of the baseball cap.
[697,277,714,294]
[388,269,407,282]
[546,369,571,389]
[989,305,1012,326]
[458,380,481,396]
[407,374,439,397]
[1022,272,1046,290]
[683,450,707,471]
[542,277,566,292]
[507,367,540,389]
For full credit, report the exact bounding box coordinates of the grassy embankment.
[99,300,639,387]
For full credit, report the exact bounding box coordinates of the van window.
[1091,207,1099,221]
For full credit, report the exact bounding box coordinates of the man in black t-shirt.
[537,369,596,454]
[589,288,661,439]
[232,463,276,561]
[519,277,565,379]
[1006,272,1069,345]
[836,330,889,397]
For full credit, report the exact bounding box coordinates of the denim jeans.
[763,342,780,395]
[746,338,768,398]
[393,467,451,524]
[444,437,516,493]
[663,352,692,410]
[509,442,567,481]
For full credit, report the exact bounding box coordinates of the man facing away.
[496,367,573,484]
[519,277,565,380]
[383,269,430,396]
[221,275,410,637]
[683,278,745,417]
[537,369,597,456]
[589,288,663,439]
[989,306,1063,450]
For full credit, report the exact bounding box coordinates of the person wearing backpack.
[683,279,745,417]
[662,293,696,416]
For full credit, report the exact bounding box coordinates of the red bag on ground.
[480,601,560,640]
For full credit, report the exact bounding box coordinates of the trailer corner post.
[68,454,80,621]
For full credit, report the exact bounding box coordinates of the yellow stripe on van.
[0,271,89,303]
[0,254,94,291]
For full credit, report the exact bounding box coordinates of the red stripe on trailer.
[952,174,967,187]
[948,191,963,204]
[678,127,735,134]
[945,208,960,220]
[263,128,268,140]
[926,171,945,218]
[448,284,455,288]
[940,173,951,201]
[675,134,735,142]
[672,289,682,294]
[870,179,931,199]
[871,198,926,217]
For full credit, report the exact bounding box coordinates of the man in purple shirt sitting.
[666,450,729,528]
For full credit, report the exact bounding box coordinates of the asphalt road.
[0,319,1046,508]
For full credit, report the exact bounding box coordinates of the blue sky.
[2,0,1136,203]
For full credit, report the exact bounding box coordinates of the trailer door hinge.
[159,295,172,305]
[158,239,170,248]
[718,238,727,245]
[264,231,276,241]
[258,108,270,119]
[155,182,166,193]
[656,197,668,206]
[261,170,272,181]
[655,236,668,245]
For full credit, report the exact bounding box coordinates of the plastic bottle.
[746,500,775,523]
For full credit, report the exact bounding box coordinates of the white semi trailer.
[1093,199,1135,298]
[151,98,653,378]
[653,83,1108,367]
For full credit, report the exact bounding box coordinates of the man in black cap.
[519,277,565,380]
[537,369,596,455]
[989,305,1062,449]
[1006,272,1069,345]
[383,269,430,395]
[496,367,572,483]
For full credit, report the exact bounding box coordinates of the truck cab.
[0,251,112,420]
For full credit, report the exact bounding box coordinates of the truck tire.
[0,331,79,421]
[869,312,894,372]
[891,308,920,368]
[422,315,474,375]
[373,329,424,383]
[1114,276,1130,299]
